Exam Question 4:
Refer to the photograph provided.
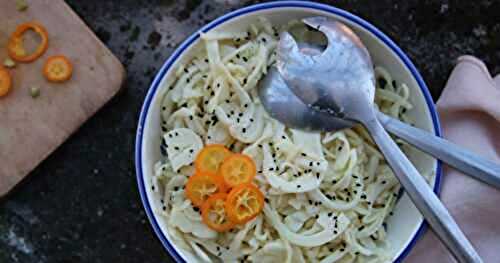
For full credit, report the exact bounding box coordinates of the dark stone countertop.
[1,0,499,262]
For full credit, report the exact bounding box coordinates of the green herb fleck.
[30,86,40,98]
[16,0,29,11]
[3,58,16,68]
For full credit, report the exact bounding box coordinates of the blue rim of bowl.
[135,1,443,262]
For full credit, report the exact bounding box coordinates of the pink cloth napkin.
[406,55,500,262]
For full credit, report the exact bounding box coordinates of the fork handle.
[378,111,500,189]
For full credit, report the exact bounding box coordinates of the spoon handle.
[363,118,482,263]
[377,112,500,189]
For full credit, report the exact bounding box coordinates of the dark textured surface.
[1,0,499,262]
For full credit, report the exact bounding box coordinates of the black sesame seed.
[269,168,274,171]
[356,183,362,187]
[162,206,166,211]
[309,162,313,167]
[329,248,334,252]
[151,186,155,191]
[272,153,276,158]
[361,194,367,199]
[355,252,360,255]
[189,149,194,153]
[162,106,166,111]
[243,57,248,62]
[258,144,262,148]
[235,38,240,42]
[340,248,345,252]
[207,136,211,140]
[174,186,179,191]
[174,146,180,150]
[316,173,320,179]
[242,128,246,133]
[189,115,193,120]
[316,162,320,166]
[184,68,188,73]
[328,212,333,217]
[353,175,358,179]
[205,59,209,63]
[358,226,365,231]
[236,54,240,59]
[198,113,203,117]
[204,100,209,105]
[297,185,301,188]
[258,170,262,174]
[378,77,387,89]
[238,113,243,117]
[308,200,313,205]
[210,91,215,96]
[175,132,179,136]
[332,180,337,184]
[250,118,254,122]
[243,78,247,84]
[381,180,387,184]
[264,198,269,203]
[193,207,199,212]
[205,120,211,125]
[314,214,318,219]
[225,99,230,103]
[186,78,190,83]
[261,37,266,43]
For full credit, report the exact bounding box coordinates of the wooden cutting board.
[0,0,125,197]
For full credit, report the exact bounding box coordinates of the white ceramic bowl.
[135,1,442,262]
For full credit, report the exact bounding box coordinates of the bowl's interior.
[139,3,439,262]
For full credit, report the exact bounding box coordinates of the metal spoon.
[260,48,500,189]
[273,17,482,262]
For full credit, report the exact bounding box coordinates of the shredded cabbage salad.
[151,18,419,263]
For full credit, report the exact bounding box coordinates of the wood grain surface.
[0,0,125,196]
